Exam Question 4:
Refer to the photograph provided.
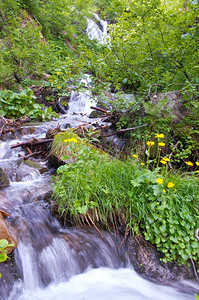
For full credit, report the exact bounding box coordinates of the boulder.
[126,235,196,283]
[149,91,189,122]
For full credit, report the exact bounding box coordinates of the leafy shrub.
[0,89,58,120]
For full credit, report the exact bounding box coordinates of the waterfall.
[86,13,108,44]
[67,90,95,115]
[67,74,96,115]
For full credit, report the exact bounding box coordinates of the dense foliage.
[0,89,58,120]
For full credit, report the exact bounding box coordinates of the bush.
[0,88,58,120]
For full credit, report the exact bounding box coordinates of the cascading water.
[0,107,197,300]
[86,13,108,44]
[67,74,97,116]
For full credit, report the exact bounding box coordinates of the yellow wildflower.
[155,133,165,139]
[162,157,170,162]
[167,182,174,188]
[195,162,199,166]
[132,154,138,158]
[160,160,167,165]
[146,141,155,147]
[185,161,193,167]
[156,178,163,185]
[57,86,61,89]
[158,142,165,147]
[163,189,166,193]
[196,170,199,173]
[55,71,61,75]
[64,138,78,143]
[140,162,145,166]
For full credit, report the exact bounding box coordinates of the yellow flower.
[146,141,155,147]
[185,161,193,167]
[158,142,165,147]
[162,157,170,162]
[140,162,145,166]
[167,182,174,188]
[156,178,163,185]
[57,86,61,89]
[160,160,167,165]
[55,71,61,75]
[155,133,165,139]
[64,138,78,143]
[163,189,166,193]
[196,162,199,166]
[196,170,199,173]
[132,154,138,158]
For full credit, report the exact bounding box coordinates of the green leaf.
[0,239,9,250]
[0,252,8,262]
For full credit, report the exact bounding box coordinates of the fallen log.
[90,106,112,115]
[10,138,54,149]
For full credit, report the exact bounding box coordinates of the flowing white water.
[67,90,95,115]
[67,74,97,115]
[12,268,194,300]
[86,13,108,44]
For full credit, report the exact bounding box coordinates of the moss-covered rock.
[0,168,10,188]
[49,129,106,168]
[24,160,48,174]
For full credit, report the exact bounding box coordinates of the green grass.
[53,131,199,265]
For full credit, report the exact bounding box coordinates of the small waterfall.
[67,74,96,115]
[86,13,108,44]
[67,90,95,115]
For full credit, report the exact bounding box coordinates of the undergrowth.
[53,131,199,265]
[0,89,58,121]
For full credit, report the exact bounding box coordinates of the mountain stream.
[0,91,197,300]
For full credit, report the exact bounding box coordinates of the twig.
[24,150,43,159]
[104,124,148,137]
[189,254,199,289]
[57,97,68,114]
[195,229,199,241]
[169,141,180,160]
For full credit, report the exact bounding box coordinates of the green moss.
[0,168,10,188]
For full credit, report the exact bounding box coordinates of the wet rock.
[0,258,18,299]
[24,160,49,174]
[0,168,10,188]
[0,210,17,254]
[126,235,196,283]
